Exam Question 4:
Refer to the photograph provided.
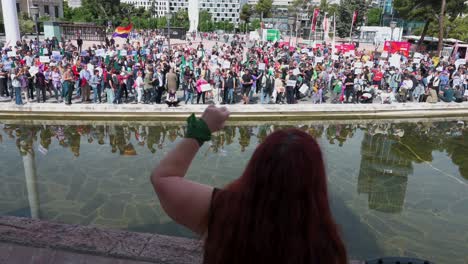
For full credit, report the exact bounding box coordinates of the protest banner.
[383,41,411,57]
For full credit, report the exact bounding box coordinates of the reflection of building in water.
[358,134,413,214]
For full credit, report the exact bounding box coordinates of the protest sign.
[308,52,314,57]
[455,59,466,70]
[365,61,374,68]
[7,51,16,57]
[331,55,339,61]
[43,48,49,55]
[95,49,106,57]
[301,48,309,53]
[119,50,127,56]
[315,57,324,64]
[286,80,297,87]
[39,56,50,63]
[389,54,401,68]
[354,68,362,74]
[299,84,309,94]
[223,60,231,69]
[293,68,300,75]
[52,51,61,56]
[80,51,88,56]
[201,84,212,92]
[51,54,62,61]
[258,63,266,70]
[29,66,39,76]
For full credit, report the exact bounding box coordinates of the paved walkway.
[0,242,154,264]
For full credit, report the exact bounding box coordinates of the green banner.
[266,29,280,42]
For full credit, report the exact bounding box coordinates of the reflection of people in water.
[150,106,348,264]
[238,127,251,152]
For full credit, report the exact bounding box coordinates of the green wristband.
[186,113,212,146]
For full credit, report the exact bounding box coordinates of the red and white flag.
[323,14,329,36]
[311,8,320,32]
[351,10,358,27]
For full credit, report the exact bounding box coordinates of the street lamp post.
[390,21,397,41]
[288,16,295,47]
[30,5,40,41]
[166,12,172,52]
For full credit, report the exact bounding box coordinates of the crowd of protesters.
[0,30,467,107]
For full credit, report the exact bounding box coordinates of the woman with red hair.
[151,105,347,264]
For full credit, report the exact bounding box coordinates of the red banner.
[335,44,355,53]
[311,8,320,32]
[383,41,411,57]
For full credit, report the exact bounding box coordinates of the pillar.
[23,148,40,219]
[1,0,21,46]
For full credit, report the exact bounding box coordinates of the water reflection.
[1,119,467,263]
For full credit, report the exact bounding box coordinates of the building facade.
[120,0,169,17]
[122,0,241,24]
[15,0,64,18]
[169,0,241,24]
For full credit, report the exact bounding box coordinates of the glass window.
[55,6,59,17]
[44,5,50,15]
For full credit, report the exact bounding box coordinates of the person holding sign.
[196,76,208,104]
[240,69,253,104]
[285,70,297,104]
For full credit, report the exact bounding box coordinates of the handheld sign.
[7,51,16,57]
[286,80,297,87]
[39,56,50,63]
[200,83,212,92]
[258,63,266,70]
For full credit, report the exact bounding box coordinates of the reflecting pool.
[0,118,467,263]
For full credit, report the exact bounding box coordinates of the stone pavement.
[0,216,364,264]
[0,242,154,264]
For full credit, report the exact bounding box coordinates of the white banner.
[95,49,106,57]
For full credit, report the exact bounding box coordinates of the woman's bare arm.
[150,106,230,235]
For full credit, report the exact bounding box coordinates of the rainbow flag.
[112,24,132,38]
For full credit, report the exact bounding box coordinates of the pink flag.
[311,8,320,32]
[351,10,358,27]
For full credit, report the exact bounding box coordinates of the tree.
[366,8,381,26]
[413,16,468,42]
[255,0,273,19]
[240,4,253,23]
[198,10,213,32]
[394,0,466,52]
[336,0,368,38]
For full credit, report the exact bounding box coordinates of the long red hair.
[204,129,347,264]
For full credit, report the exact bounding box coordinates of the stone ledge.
[0,216,202,264]
[0,216,365,263]
[0,102,467,121]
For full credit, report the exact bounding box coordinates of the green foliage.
[413,16,468,42]
[198,10,213,32]
[366,8,381,26]
[18,13,35,34]
[255,0,273,18]
[336,0,368,38]
[250,19,261,30]
[240,4,253,23]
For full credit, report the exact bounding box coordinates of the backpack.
[265,76,274,92]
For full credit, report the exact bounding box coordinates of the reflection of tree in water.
[326,124,357,147]
[1,121,467,181]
